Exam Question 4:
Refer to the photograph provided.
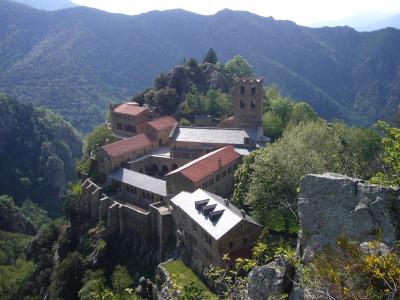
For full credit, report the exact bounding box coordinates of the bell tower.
[232,77,263,128]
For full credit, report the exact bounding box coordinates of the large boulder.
[246,257,295,300]
[298,173,400,261]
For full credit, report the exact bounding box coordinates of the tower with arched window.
[232,77,263,128]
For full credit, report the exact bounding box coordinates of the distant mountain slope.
[0,1,399,131]
[13,0,75,10]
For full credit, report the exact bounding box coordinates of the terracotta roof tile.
[147,116,177,131]
[102,133,155,157]
[167,146,240,183]
[112,103,148,116]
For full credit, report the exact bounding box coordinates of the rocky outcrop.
[246,257,295,300]
[298,173,400,261]
[0,197,36,235]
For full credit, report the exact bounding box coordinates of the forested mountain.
[14,0,75,10]
[0,0,400,132]
[0,94,82,213]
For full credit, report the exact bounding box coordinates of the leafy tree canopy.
[225,55,254,78]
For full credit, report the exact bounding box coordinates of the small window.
[229,241,234,249]
[222,170,227,178]
[228,167,232,174]
[216,174,221,182]
[240,100,245,108]
[240,86,245,95]
[209,178,214,186]
[251,86,256,96]
[251,100,256,109]
[243,237,248,245]
[117,123,122,130]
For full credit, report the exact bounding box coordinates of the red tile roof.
[147,116,177,131]
[167,146,241,183]
[112,103,148,116]
[102,133,155,157]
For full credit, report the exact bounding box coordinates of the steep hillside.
[0,94,82,212]
[0,1,399,131]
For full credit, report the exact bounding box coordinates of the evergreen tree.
[203,48,218,64]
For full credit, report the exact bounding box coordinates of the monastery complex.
[80,77,268,275]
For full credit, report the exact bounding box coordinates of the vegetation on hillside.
[2,1,400,132]
[0,94,82,213]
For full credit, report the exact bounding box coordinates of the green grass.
[163,259,217,299]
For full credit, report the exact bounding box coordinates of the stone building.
[137,116,177,147]
[171,189,263,275]
[110,102,151,137]
[170,126,264,160]
[166,146,241,198]
[95,133,158,181]
[108,167,167,208]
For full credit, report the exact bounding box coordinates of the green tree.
[290,102,318,125]
[225,55,254,78]
[112,265,133,300]
[203,48,218,64]
[263,111,285,140]
[370,121,400,187]
[57,251,85,300]
[247,122,343,233]
[84,124,117,156]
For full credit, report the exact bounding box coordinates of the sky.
[72,0,400,25]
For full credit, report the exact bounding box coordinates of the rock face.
[0,199,36,235]
[298,173,400,261]
[246,258,295,300]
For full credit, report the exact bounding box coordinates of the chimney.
[240,209,246,218]
[217,157,222,168]
[224,198,230,206]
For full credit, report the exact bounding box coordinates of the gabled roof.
[108,168,166,196]
[171,189,261,240]
[147,116,177,131]
[171,126,259,145]
[166,146,240,183]
[112,103,148,116]
[101,133,154,157]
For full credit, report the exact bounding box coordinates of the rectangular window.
[117,123,122,130]
[228,167,232,174]
[229,241,234,249]
[243,237,248,245]
[209,178,214,186]
[216,174,221,182]
[240,86,245,95]
[251,86,256,96]
[222,170,227,178]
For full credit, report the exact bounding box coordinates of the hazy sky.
[72,0,400,25]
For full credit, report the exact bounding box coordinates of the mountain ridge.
[0,0,399,131]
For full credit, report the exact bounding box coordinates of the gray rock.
[298,173,400,262]
[289,287,304,300]
[359,241,390,256]
[246,257,295,300]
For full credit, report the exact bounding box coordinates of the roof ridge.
[166,146,232,176]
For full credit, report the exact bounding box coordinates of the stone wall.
[79,178,174,258]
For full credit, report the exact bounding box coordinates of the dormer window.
[240,100,245,108]
[240,86,245,95]
[251,86,256,96]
